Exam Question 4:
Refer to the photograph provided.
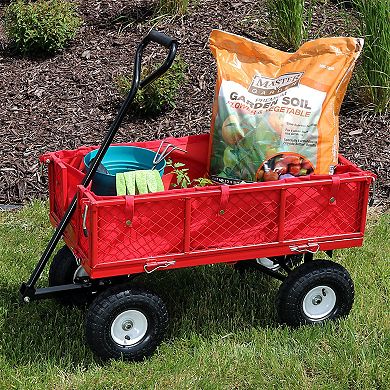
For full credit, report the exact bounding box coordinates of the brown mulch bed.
[0,0,388,209]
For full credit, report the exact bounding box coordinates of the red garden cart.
[20,30,376,361]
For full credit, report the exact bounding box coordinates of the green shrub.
[157,0,189,16]
[116,57,187,116]
[267,0,313,50]
[3,0,82,55]
[353,0,389,113]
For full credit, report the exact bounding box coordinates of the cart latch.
[144,260,176,274]
[290,243,320,254]
[82,204,89,237]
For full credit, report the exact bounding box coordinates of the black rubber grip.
[147,29,176,48]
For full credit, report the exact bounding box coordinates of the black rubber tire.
[85,285,169,361]
[48,245,87,306]
[276,260,354,326]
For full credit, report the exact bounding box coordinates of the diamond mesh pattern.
[46,142,371,269]
[74,202,89,259]
[53,162,63,218]
[284,182,362,240]
[190,191,280,250]
[51,160,81,220]
[49,160,89,259]
[96,199,185,263]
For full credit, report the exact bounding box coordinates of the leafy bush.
[267,0,313,50]
[157,0,189,16]
[116,57,187,116]
[3,0,82,55]
[353,0,389,113]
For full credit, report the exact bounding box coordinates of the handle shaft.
[20,30,178,301]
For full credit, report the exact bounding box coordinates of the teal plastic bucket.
[84,146,166,196]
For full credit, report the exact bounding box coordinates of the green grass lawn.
[0,201,389,389]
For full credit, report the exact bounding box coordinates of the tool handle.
[139,30,178,89]
[146,29,176,48]
[80,29,177,191]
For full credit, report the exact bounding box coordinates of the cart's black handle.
[19,30,178,303]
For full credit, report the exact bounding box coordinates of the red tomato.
[256,169,265,181]
[274,161,288,175]
[301,160,313,170]
[289,164,301,176]
[282,155,301,165]
[263,170,279,181]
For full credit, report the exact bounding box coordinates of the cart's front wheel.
[49,245,89,306]
[276,260,354,326]
[85,286,168,361]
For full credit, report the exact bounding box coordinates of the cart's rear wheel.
[85,285,168,361]
[49,245,89,306]
[276,260,354,326]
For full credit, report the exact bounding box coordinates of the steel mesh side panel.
[330,181,363,233]
[52,161,83,249]
[95,199,185,263]
[53,163,64,219]
[284,182,363,240]
[75,202,89,260]
[52,161,81,220]
[190,190,280,250]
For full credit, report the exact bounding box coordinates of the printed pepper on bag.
[208,30,363,184]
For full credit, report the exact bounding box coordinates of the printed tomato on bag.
[208,30,363,184]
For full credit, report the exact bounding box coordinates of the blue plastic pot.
[84,146,166,196]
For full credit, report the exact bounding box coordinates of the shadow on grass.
[0,283,95,367]
[136,264,281,338]
[0,264,281,366]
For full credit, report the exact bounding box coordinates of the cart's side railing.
[72,170,374,279]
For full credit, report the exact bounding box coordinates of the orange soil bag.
[208,30,363,184]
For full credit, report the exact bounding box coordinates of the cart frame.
[18,30,375,361]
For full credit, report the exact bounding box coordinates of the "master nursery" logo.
[248,72,304,96]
